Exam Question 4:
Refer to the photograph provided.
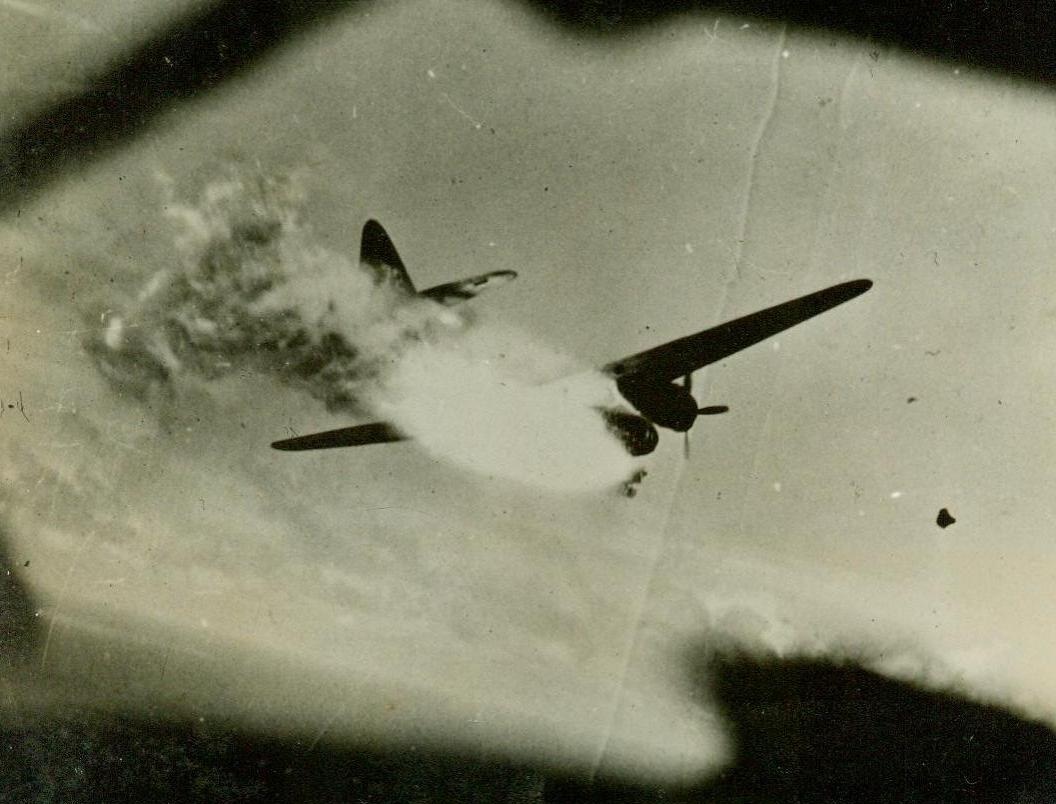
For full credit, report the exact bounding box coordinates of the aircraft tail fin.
[360,219,415,295]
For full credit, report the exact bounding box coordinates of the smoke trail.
[88,170,422,413]
[88,168,641,492]
[366,324,641,492]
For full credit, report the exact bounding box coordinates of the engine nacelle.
[599,408,660,456]
[616,376,698,432]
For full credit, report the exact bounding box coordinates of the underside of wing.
[360,219,415,295]
[271,421,407,451]
[602,279,872,383]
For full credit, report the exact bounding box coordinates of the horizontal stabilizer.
[419,270,518,306]
[271,421,407,451]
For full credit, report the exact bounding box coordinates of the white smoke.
[88,167,642,493]
[366,323,642,492]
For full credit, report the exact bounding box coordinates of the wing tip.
[846,278,873,295]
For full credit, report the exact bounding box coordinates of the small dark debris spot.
[907,396,917,403]
[23,560,29,568]
[925,350,941,356]
[937,508,956,529]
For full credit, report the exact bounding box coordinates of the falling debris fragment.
[936,508,956,528]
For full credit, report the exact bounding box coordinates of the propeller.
[681,373,693,458]
[698,405,729,415]
[681,373,728,459]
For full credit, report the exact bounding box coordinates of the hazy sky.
[1,0,1055,783]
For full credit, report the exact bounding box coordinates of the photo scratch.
[441,92,483,130]
[39,529,95,671]
[729,24,787,283]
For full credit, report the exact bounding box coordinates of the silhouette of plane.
[273,223,871,458]
[360,219,517,305]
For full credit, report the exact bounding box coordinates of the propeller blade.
[698,405,729,415]
[684,374,692,460]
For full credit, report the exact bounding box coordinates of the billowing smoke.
[88,168,641,492]
[366,325,641,492]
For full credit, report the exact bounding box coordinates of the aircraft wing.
[271,421,407,451]
[601,279,872,383]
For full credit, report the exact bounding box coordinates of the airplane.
[360,218,517,305]
[272,225,872,459]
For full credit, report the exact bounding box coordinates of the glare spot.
[890,491,903,499]
[772,481,781,492]
[427,69,436,79]
[781,49,790,59]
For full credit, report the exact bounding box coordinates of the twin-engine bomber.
[272,220,872,459]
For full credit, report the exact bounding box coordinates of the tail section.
[361,219,415,295]
[360,219,517,305]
